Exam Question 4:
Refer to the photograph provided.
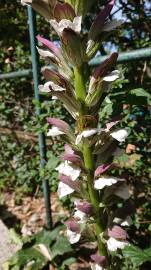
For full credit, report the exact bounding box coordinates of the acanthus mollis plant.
[22,0,132,269]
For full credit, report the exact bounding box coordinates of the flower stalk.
[74,66,87,114]
[23,0,132,268]
[75,65,108,259]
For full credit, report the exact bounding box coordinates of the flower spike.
[21,0,134,266]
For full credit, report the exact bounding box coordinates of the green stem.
[83,144,108,258]
[74,66,87,114]
[74,65,108,260]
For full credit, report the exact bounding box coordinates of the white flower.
[74,210,87,224]
[91,263,104,270]
[114,183,130,200]
[37,47,56,59]
[110,129,128,142]
[57,182,74,198]
[66,228,81,244]
[47,126,65,137]
[56,161,81,181]
[39,81,65,93]
[121,216,132,226]
[75,129,98,145]
[113,216,132,227]
[107,237,129,251]
[21,0,32,6]
[94,177,124,190]
[50,16,82,36]
[103,70,120,82]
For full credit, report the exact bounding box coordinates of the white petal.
[50,20,62,36]
[66,229,81,244]
[39,82,51,93]
[73,16,82,33]
[107,237,129,251]
[39,81,65,93]
[121,216,132,226]
[74,210,87,223]
[57,182,74,198]
[75,129,98,145]
[114,183,130,200]
[94,177,124,190]
[37,47,55,59]
[82,129,98,138]
[113,216,132,227]
[52,96,58,100]
[50,81,66,92]
[91,263,103,270]
[47,127,64,137]
[50,16,82,36]
[21,0,32,6]
[103,70,120,82]
[75,134,83,145]
[110,129,128,142]
[56,161,81,181]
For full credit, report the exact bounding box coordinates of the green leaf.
[35,226,64,248]
[130,88,151,98]
[51,236,73,260]
[6,247,48,270]
[123,245,151,267]
[144,247,151,257]
[46,154,59,170]
[61,257,76,268]
[126,88,151,105]
[9,229,23,246]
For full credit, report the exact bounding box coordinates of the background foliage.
[0,0,151,268]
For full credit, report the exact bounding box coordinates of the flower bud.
[61,29,85,67]
[37,35,61,58]
[91,254,107,268]
[61,153,82,166]
[95,163,113,177]
[76,200,93,215]
[86,53,118,107]
[64,144,74,155]
[42,68,68,89]
[47,117,70,133]
[108,226,128,240]
[89,0,115,42]
[65,219,80,233]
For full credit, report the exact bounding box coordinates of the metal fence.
[0,6,151,230]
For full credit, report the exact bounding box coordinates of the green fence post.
[27,6,52,229]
